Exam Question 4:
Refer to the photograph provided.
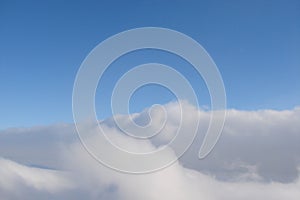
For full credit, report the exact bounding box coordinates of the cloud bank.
[0,101,300,199]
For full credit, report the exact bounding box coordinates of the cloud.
[0,101,300,199]
[0,158,74,200]
[62,137,300,200]
[180,106,300,183]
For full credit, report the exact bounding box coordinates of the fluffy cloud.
[62,138,300,200]
[181,106,300,183]
[0,158,74,200]
[0,101,300,199]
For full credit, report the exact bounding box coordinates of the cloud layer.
[0,101,300,199]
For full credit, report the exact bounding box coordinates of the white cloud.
[62,137,300,200]
[0,158,74,200]
[0,101,300,199]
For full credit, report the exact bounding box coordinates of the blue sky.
[1,0,300,129]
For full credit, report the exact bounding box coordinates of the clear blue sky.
[1,0,300,129]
